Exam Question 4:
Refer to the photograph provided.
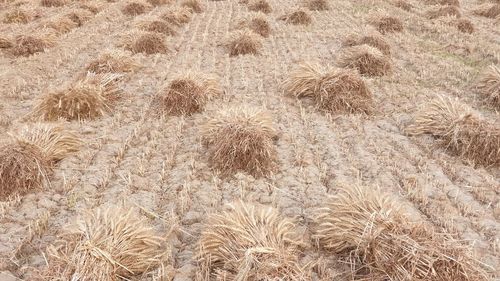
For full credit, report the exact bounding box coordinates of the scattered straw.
[314,185,489,281]
[156,72,223,116]
[475,65,500,108]
[307,0,329,11]
[227,30,262,56]
[140,20,177,36]
[371,16,404,34]
[181,0,203,13]
[342,32,391,56]
[279,10,312,25]
[125,32,168,54]
[473,3,500,18]
[32,73,122,121]
[406,95,500,166]
[3,9,31,24]
[338,44,392,76]
[201,107,277,177]
[198,202,307,279]
[283,63,373,114]
[427,6,461,19]
[456,18,474,33]
[86,50,138,74]
[122,1,148,16]
[248,0,272,13]
[45,206,164,280]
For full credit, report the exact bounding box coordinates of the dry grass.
[3,9,31,24]
[342,32,391,56]
[40,0,67,7]
[246,15,271,37]
[125,32,168,54]
[306,0,329,11]
[456,18,474,33]
[198,202,307,279]
[427,6,462,19]
[406,96,500,167]
[181,0,203,13]
[157,72,222,116]
[248,0,272,13]
[122,1,148,16]
[0,37,12,49]
[201,107,278,177]
[32,73,122,121]
[227,30,262,56]
[140,20,177,36]
[279,10,312,25]
[161,7,192,26]
[371,16,404,34]
[0,124,80,199]
[283,63,373,114]
[473,3,500,18]
[314,185,489,281]
[394,0,413,11]
[86,50,138,74]
[11,35,51,57]
[338,44,392,76]
[475,65,500,108]
[45,206,164,280]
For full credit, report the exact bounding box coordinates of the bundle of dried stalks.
[475,65,500,108]
[11,35,51,57]
[32,73,122,121]
[0,37,12,49]
[279,10,312,25]
[161,7,192,26]
[306,0,329,11]
[201,107,278,177]
[314,185,489,281]
[86,50,138,74]
[338,44,392,76]
[342,32,391,55]
[473,3,500,18]
[45,206,164,280]
[157,72,222,115]
[283,63,373,113]
[41,0,67,7]
[140,20,177,36]
[248,0,272,13]
[122,1,148,16]
[181,0,203,13]
[198,202,308,280]
[456,18,474,33]
[406,96,500,166]
[3,9,31,24]
[125,32,168,54]
[227,30,262,56]
[243,14,271,37]
[0,124,80,199]
[371,15,404,34]
[394,0,413,11]
[427,6,461,19]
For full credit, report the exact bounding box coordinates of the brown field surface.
[0,0,499,280]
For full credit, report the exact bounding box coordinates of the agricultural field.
[0,0,499,280]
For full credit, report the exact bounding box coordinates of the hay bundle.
[475,65,500,108]
[427,6,461,19]
[473,3,500,18]
[394,0,413,11]
[161,7,192,26]
[46,206,163,280]
[157,73,222,116]
[342,32,391,56]
[41,0,67,7]
[247,15,271,37]
[227,30,262,56]
[46,16,79,33]
[338,44,392,76]
[425,0,460,6]
[456,18,474,33]
[79,3,100,14]
[0,124,80,199]
[314,185,489,281]
[66,10,93,26]
[406,96,500,166]
[3,9,31,24]
[248,0,272,13]
[32,73,122,121]
[11,35,50,57]
[306,0,329,11]
[140,20,177,36]
[198,202,307,279]
[279,10,312,25]
[125,32,168,54]
[147,0,172,5]
[86,50,138,74]
[0,37,12,49]
[371,16,404,34]
[201,107,277,177]
[283,63,373,114]
[122,1,148,16]
[181,0,203,13]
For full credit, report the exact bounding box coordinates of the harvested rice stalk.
[342,31,391,55]
[475,65,500,108]
[370,15,404,34]
[279,10,312,25]
[227,29,262,56]
[338,44,392,76]
[248,0,272,13]
[86,50,139,74]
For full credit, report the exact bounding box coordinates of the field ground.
[0,0,499,280]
